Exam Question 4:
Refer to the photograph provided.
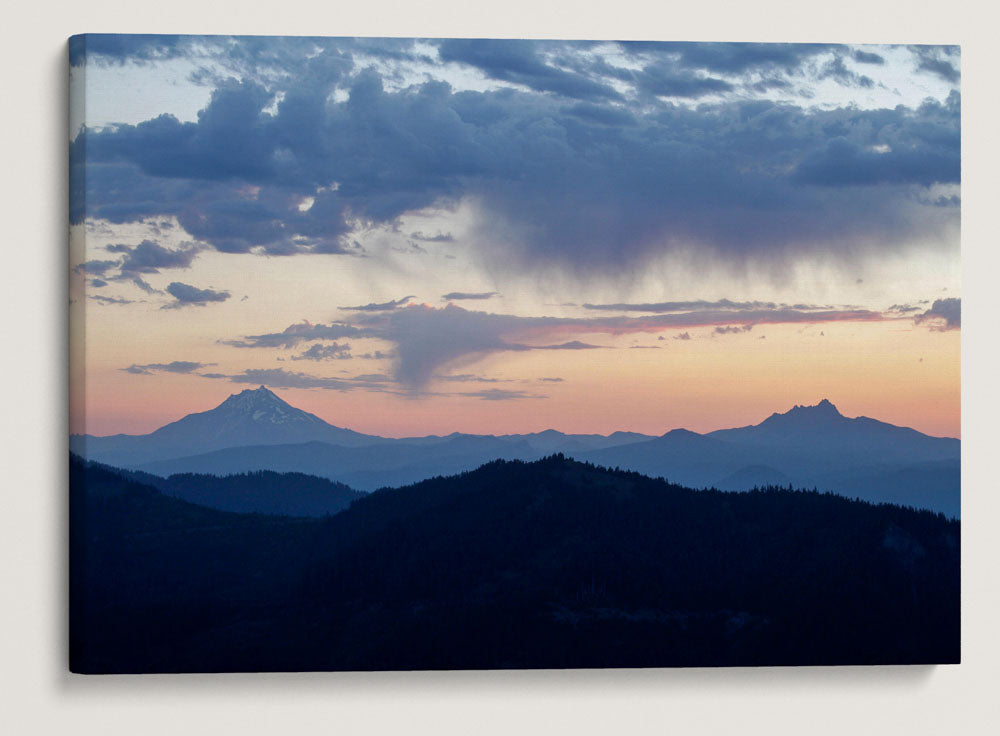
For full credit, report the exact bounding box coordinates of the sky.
[68,36,961,439]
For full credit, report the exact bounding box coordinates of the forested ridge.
[70,453,959,672]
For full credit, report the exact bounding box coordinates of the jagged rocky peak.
[796,398,842,415]
[762,398,845,425]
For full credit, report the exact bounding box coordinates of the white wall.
[2,1,997,733]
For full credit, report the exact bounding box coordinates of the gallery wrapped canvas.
[68,35,960,673]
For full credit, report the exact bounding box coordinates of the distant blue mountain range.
[70,387,960,517]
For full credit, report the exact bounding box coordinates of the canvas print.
[68,35,961,673]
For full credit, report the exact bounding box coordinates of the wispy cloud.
[88,294,136,305]
[290,343,353,361]
[340,296,415,312]
[200,367,393,391]
[458,388,547,401]
[222,321,365,349]
[442,291,499,301]
[122,360,213,375]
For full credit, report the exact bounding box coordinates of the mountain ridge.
[71,453,960,672]
[72,392,960,515]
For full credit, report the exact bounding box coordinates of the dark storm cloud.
[792,101,961,187]
[562,102,637,127]
[915,298,960,330]
[70,34,189,67]
[619,42,835,74]
[818,56,874,89]
[442,291,499,301]
[163,282,231,308]
[122,360,212,375]
[74,40,960,274]
[853,49,886,65]
[633,63,733,98]
[910,46,960,83]
[437,39,623,102]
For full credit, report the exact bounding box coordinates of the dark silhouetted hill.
[70,453,960,673]
[91,462,366,517]
[71,393,959,515]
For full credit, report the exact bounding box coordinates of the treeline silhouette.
[86,461,364,516]
[70,453,959,673]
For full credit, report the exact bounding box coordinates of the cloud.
[437,39,623,102]
[202,367,392,391]
[853,49,885,65]
[74,242,202,295]
[817,55,874,88]
[915,297,960,330]
[70,34,190,67]
[458,389,547,401]
[116,240,202,274]
[163,281,231,308]
[620,42,836,75]
[410,231,455,242]
[222,321,365,349]
[88,294,135,305]
[436,374,512,384]
[537,340,603,350]
[583,299,797,313]
[290,343,353,361]
[910,46,960,83]
[442,291,499,301]
[674,332,691,340]
[73,259,118,276]
[714,325,755,335]
[539,377,564,382]
[72,42,960,276]
[122,360,212,375]
[325,303,886,390]
[634,63,734,98]
[340,296,415,312]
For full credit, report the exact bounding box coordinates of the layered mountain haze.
[72,388,960,516]
[70,386,384,465]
